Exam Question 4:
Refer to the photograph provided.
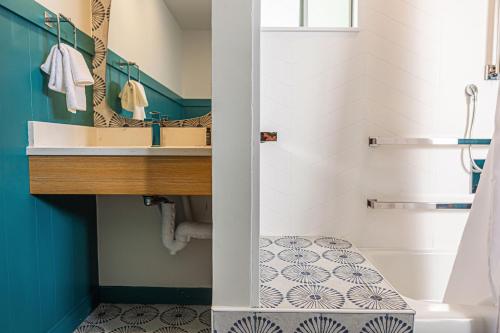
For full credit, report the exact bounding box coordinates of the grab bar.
[369,137,491,147]
[367,199,472,210]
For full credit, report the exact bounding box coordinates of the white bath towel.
[119,80,149,120]
[41,44,94,113]
[60,44,86,113]
[65,45,94,86]
[41,45,64,93]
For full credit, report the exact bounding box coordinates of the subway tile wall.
[260,0,498,301]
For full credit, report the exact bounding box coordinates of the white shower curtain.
[445,88,500,329]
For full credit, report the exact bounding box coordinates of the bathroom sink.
[95,127,207,147]
[27,121,212,195]
[26,121,210,156]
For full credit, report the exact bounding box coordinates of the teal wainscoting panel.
[99,287,212,306]
[106,49,211,121]
[182,99,212,119]
[0,3,98,333]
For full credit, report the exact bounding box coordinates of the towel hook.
[56,14,61,50]
[118,61,139,84]
[134,64,141,83]
[45,13,77,49]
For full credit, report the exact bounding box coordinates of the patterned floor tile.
[259,236,413,313]
[75,304,210,333]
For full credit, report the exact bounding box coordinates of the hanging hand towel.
[119,81,136,111]
[65,45,94,86]
[41,44,94,113]
[60,44,86,113]
[119,80,149,120]
[131,80,148,120]
[41,45,64,93]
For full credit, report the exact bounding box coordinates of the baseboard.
[47,292,98,333]
[99,286,212,305]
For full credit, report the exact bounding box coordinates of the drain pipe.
[144,196,212,255]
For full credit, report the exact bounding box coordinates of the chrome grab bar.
[369,137,491,147]
[367,199,472,210]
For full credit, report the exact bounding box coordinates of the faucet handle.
[150,111,160,121]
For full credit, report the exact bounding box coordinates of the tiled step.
[74,304,210,333]
[213,236,415,332]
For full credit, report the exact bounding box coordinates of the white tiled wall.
[260,0,498,300]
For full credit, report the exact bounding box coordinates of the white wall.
[212,0,260,307]
[182,30,212,99]
[108,0,184,95]
[35,0,92,35]
[260,0,498,301]
[97,196,212,287]
[98,2,213,288]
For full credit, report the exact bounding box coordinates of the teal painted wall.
[106,50,211,121]
[0,4,98,333]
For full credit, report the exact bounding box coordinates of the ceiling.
[163,0,211,30]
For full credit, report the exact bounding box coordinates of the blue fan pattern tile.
[213,312,413,333]
[281,264,330,284]
[347,285,408,310]
[121,306,159,325]
[154,328,187,333]
[260,265,279,283]
[197,329,210,333]
[75,325,105,333]
[260,238,272,248]
[198,309,211,327]
[160,306,197,326]
[260,285,284,308]
[278,249,320,264]
[260,249,275,263]
[360,314,413,333]
[274,236,312,248]
[322,249,365,265]
[259,236,411,313]
[294,316,348,333]
[332,265,383,285]
[286,285,345,309]
[314,237,352,250]
[85,304,122,324]
[228,315,283,333]
[75,304,209,333]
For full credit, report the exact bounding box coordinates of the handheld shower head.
[465,84,479,99]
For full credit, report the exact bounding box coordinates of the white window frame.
[261,0,359,32]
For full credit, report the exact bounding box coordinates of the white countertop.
[26,121,212,156]
[26,146,212,156]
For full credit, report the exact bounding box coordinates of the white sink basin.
[26,121,210,156]
[95,127,206,147]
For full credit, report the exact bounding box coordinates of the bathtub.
[363,249,498,333]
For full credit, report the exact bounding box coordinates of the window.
[261,0,357,29]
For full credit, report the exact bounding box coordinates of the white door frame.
[211,0,261,307]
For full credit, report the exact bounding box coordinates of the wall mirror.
[261,0,358,29]
[91,0,212,136]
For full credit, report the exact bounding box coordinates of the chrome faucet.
[150,111,161,147]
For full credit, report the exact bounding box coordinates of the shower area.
[257,0,499,331]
